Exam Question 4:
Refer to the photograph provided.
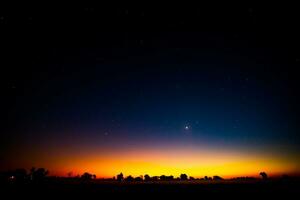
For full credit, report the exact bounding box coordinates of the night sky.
[1,5,300,177]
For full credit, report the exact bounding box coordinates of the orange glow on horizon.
[16,146,299,179]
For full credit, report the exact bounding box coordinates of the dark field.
[2,179,299,198]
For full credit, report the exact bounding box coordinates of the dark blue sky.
[5,65,298,148]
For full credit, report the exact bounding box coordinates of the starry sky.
[1,5,300,177]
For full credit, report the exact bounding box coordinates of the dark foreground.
[2,179,299,199]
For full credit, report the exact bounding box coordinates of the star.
[184,126,190,130]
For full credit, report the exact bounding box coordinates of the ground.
[2,179,299,198]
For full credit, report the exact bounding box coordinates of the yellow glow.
[32,147,299,178]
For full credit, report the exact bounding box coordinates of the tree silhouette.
[30,167,49,182]
[81,172,94,181]
[144,174,151,181]
[117,173,124,181]
[160,175,166,181]
[204,176,212,181]
[125,175,134,182]
[159,175,174,181]
[180,174,188,180]
[231,176,255,181]
[213,176,224,181]
[134,176,143,181]
[160,175,174,181]
[259,172,268,180]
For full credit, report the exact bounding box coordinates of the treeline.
[0,168,49,183]
[0,168,97,183]
[115,173,224,182]
[1,168,273,183]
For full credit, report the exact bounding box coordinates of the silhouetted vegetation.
[144,174,151,181]
[30,167,49,182]
[260,172,268,180]
[1,168,295,187]
[125,175,134,182]
[0,167,50,184]
[230,177,256,181]
[117,173,124,181]
[160,175,174,181]
[134,176,143,181]
[204,176,212,181]
[112,173,224,182]
[180,174,188,180]
[81,172,96,181]
[213,176,224,181]
[1,169,299,198]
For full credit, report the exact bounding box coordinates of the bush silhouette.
[180,174,188,180]
[125,175,134,182]
[30,167,49,182]
[213,176,224,181]
[144,174,151,181]
[134,176,143,181]
[81,172,93,181]
[260,172,268,180]
[159,175,174,181]
[117,173,124,181]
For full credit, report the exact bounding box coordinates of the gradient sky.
[1,5,300,178]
